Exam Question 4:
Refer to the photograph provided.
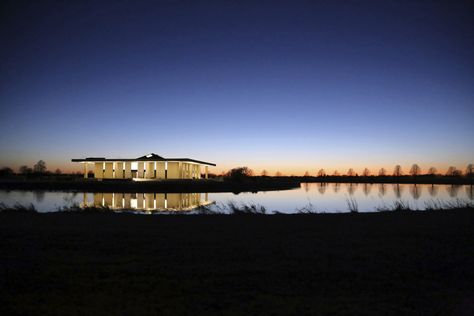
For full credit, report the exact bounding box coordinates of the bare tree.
[466,164,474,177]
[393,165,403,176]
[333,170,340,176]
[275,171,282,177]
[446,166,458,176]
[427,167,437,176]
[54,168,62,175]
[347,168,355,176]
[261,170,268,177]
[304,171,310,177]
[409,164,421,177]
[378,168,386,176]
[362,168,370,177]
[317,169,326,177]
[33,160,47,173]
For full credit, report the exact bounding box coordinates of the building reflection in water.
[82,192,214,213]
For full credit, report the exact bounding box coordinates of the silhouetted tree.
[427,167,437,176]
[362,168,370,177]
[378,168,386,176]
[0,167,14,177]
[304,171,310,177]
[225,167,253,181]
[333,170,339,176]
[275,171,282,177]
[347,168,355,176]
[261,170,268,177]
[54,168,62,175]
[317,169,326,177]
[393,165,403,176]
[409,164,421,177]
[446,166,460,177]
[466,164,474,177]
[19,165,33,175]
[33,160,47,173]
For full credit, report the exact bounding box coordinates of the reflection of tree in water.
[363,183,371,196]
[333,183,340,193]
[409,184,422,200]
[33,190,45,203]
[393,184,404,199]
[427,185,438,197]
[318,183,327,195]
[302,182,310,192]
[466,185,473,200]
[378,184,386,196]
[347,183,357,196]
[446,185,461,198]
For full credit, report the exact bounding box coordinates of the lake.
[0,183,472,213]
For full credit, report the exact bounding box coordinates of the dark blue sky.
[1,0,473,174]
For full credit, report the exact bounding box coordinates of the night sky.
[1,0,473,175]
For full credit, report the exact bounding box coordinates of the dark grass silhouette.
[0,209,473,315]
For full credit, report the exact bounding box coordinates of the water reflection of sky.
[0,183,472,213]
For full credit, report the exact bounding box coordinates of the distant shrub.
[225,167,253,182]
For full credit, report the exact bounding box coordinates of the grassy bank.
[0,210,473,315]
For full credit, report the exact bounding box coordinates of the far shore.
[0,175,472,193]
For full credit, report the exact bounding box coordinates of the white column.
[84,163,88,179]
[205,166,208,179]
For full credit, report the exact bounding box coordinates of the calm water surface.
[1,183,472,214]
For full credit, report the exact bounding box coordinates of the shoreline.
[0,176,472,193]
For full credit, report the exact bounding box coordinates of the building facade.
[72,153,215,180]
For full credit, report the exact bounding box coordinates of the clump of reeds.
[424,199,473,211]
[226,201,267,215]
[296,202,318,214]
[0,202,37,213]
[58,203,112,213]
[346,196,359,213]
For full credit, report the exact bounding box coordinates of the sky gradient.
[1,0,473,175]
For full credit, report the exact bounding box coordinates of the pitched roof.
[71,153,216,166]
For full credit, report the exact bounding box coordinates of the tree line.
[0,160,77,177]
[310,164,473,178]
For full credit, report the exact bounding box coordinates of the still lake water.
[0,183,472,214]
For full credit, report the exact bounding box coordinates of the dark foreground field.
[1,210,473,316]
